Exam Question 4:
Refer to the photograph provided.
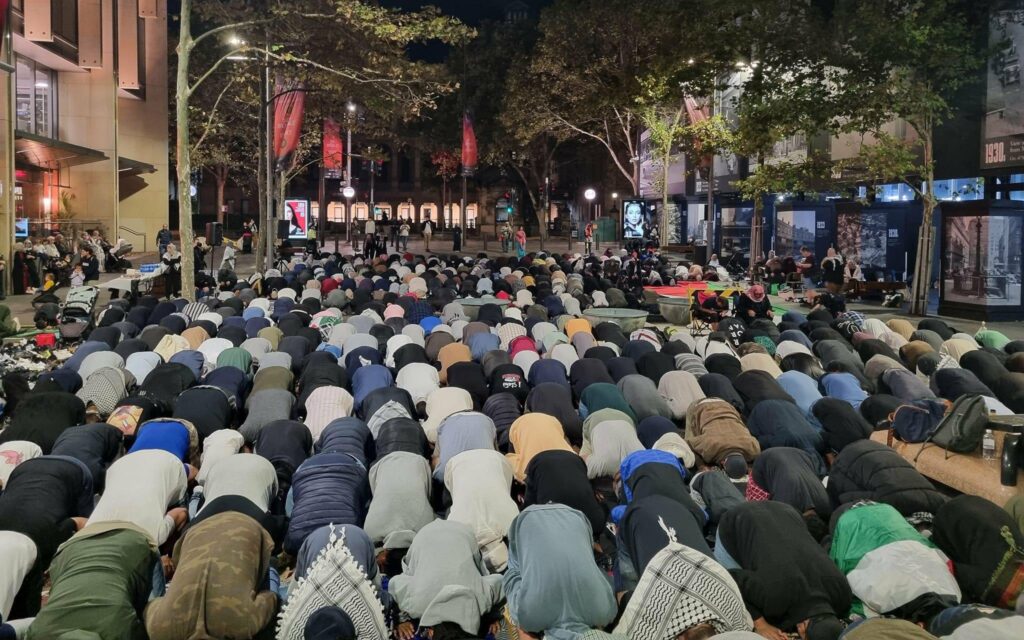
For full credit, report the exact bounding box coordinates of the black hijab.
[930,368,994,402]
[525,382,584,447]
[524,450,607,540]
[932,495,1024,605]
[569,359,614,401]
[697,373,745,414]
[50,423,124,492]
[811,398,872,454]
[446,361,489,410]
[605,356,639,383]
[139,362,197,412]
[732,370,794,415]
[857,339,900,365]
[1,392,87,454]
[374,416,430,459]
[482,393,523,453]
[636,352,675,386]
[583,346,616,364]
[255,419,313,502]
[704,353,743,381]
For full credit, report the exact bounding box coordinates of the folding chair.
[689,290,720,338]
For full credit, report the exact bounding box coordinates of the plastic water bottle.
[983,429,996,461]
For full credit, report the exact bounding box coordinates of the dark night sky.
[383,0,550,25]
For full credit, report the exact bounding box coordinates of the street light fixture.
[584,188,597,201]
[611,192,619,200]
[347,102,357,113]
[343,186,356,244]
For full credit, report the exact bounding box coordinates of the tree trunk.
[215,168,226,225]
[256,134,267,271]
[750,194,763,274]
[910,127,936,316]
[441,179,447,229]
[660,149,671,246]
[175,0,196,301]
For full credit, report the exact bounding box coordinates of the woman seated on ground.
[735,285,773,325]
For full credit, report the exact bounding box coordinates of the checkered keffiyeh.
[614,542,751,640]
[366,401,413,439]
[744,475,770,502]
[277,526,388,640]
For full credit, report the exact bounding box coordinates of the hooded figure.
[525,383,584,446]
[1,392,87,454]
[504,505,618,640]
[50,423,124,492]
[254,419,312,506]
[826,440,947,517]
[445,449,520,571]
[585,419,644,479]
[821,372,868,409]
[751,447,830,517]
[716,502,851,640]
[746,400,826,475]
[365,451,435,552]
[656,371,706,421]
[144,511,277,640]
[614,541,753,640]
[505,413,574,482]
[433,412,496,482]
[388,520,504,637]
[26,526,157,640]
[524,450,606,540]
[685,398,761,466]
[931,495,1024,609]
[579,382,637,422]
[86,449,188,546]
[569,358,615,401]
[811,398,873,454]
[618,374,673,421]
[731,371,794,415]
[0,457,94,619]
[285,452,370,555]
[830,502,960,621]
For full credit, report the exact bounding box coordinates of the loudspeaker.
[277,219,290,240]
[205,221,223,247]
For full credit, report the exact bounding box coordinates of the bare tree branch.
[188,46,248,95]
[191,76,236,154]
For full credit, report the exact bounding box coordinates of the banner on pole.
[461,111,478,177]
[273,78,306,171]
[322,118,344,178]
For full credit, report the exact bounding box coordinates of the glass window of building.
[15,56,57,137]
[53,0,79,45]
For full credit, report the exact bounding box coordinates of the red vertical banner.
[322,118,344,177]
[273,77,306,170]
[461,111,478,176]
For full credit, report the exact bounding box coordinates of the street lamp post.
[583,188,597,252]
[343,186,355,246]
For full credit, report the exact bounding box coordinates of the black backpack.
[927,394,989,454]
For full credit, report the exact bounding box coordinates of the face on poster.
[623,200,653,239]
[285,199,309,239]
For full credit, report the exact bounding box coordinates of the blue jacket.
[285,452,369,554]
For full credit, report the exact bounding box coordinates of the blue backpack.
[889,399,949,443]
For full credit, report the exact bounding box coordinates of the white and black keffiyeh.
[614,538,752,640]
[277,525,388,640]
[367,401,412,438]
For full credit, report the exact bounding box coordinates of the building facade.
[1,0,168,283]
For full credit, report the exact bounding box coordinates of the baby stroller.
[104,241,134,272]
[59,286,100,342]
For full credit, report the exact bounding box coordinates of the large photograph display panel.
[943,215,1023,306]
[775,210,816,260]
[982,5,1024,168]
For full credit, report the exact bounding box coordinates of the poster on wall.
[622,200,655,239]
[982,6,1024,168]
[719,205,753,260]
[943,215,1023,306]
[284,199,310,239]
[838,211,904,278]
[775,210,816,259]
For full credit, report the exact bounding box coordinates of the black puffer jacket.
[826,440,947,516]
